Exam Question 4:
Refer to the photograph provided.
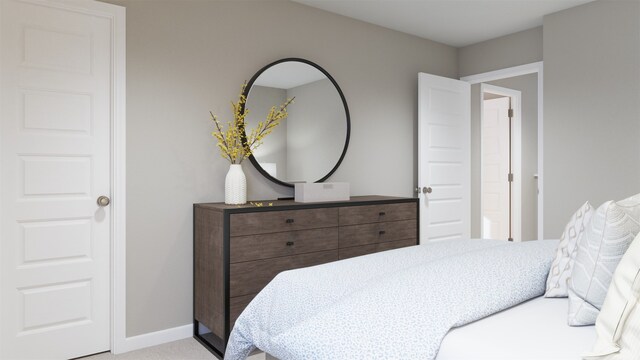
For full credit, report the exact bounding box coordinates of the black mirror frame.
[242,58,351,188]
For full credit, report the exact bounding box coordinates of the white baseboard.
[114,324,193,354]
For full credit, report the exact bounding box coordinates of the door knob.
[97,196,111,207]
[423,187,432,194]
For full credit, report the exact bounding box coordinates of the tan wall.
[100,0,457,336]
[543,0,640,237]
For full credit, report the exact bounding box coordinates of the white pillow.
[568,195,640,326]
[583,232,640,359]
[620,193,640,219]
[545,201,593,298]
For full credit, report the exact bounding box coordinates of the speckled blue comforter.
[224,239,558,360]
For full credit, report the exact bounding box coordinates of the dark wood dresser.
[193,195,419,357]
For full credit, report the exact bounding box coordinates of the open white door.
[480,84,522,242]
[481,97,511,240]
[1,0,123,358]
[418,73,470,243]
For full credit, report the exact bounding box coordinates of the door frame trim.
[479,84,522,241]
[54,0,128,354]
[61,0,128,353]
[108,2,127,355]
[460,61,544,240]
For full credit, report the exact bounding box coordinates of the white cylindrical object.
[225,164,247,205]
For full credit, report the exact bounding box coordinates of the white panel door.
[418,73,470,243]
[1,0,113,358]
[481,97,510,240]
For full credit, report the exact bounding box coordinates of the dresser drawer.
[230,208,338,236]
[339,219,417,248]
[339,202,416,226]
[339,239,417,260]
[230,227,339,263]
[230,250,339,297]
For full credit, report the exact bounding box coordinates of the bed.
[437,296,595,359]
[224,238,590,360]
[248,297,596,360]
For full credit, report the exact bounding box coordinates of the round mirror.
[243,58,350,187]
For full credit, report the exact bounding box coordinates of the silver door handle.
[97,196,111,207]
[423,187,432,194]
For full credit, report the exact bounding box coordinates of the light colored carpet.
[83,338,266,360]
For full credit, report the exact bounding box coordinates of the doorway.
[461,62,542,242]
[480,85,521,241]
[0,0,126,358]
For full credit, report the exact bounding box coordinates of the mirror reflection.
[245,60,349,185]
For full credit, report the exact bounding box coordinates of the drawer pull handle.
[379,230,386,235]
[285,218,295,224]
[286,241,294,246]
[379,211,386,216]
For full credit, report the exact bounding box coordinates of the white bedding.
[225,239,559,360]
[437,296,596,360]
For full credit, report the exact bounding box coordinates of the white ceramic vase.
[225,164,247,205]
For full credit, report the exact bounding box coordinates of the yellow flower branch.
[210,83,294,164]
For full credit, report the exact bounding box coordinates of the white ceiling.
[292,0,595,47]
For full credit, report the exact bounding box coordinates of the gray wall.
[543,0,640,237]
[458,26,543,78]
[459,25,543,240]
[460,0,640,239]
[286,79,346,182]
[469,74,538,241]
[99,0,640,339]
[101,0,457,336]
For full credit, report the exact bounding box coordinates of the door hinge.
[508,108,514,118]
[508,173,514,182]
